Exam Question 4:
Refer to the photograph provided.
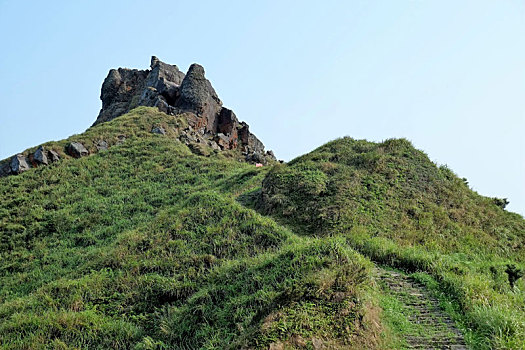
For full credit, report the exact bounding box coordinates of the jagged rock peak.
[175,63,222,133]
[93,56,274,161]
[0,57,276,180]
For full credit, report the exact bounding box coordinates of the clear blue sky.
[0,1,523,215]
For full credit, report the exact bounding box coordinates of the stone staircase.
[376,268,468,349]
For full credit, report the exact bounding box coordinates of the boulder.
[0,162,10,177]
[209,140,220,150]
[95,140,109,151]
[10,154,30,174]
[151,126,166,135]
[66,142,89,158]
[180,132,196,145]
[245,152,264,164]
[33,146,48,165]
[48,150,60,162]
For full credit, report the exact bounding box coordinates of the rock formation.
[94,56,273,160]
[0,56,275,179]
[0,146,60,178]
[66,142,89,158]
[33,146,48,166]
[10,154,30,174]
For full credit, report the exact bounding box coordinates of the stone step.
[375,267,467,349]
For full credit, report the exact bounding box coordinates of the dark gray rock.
[92,57,274,161]
[143,56,185,106]
[247,134,265,154]
[238,123,250,146]
[33,146,48,165]
[180,131,197,145]
[266,150,276,159]
[148,56,185,87]
[238,122,265,155]
[151,126,166,135]
[95,140,109,151]
[138,87,161,108]
[245,152,264,164]
[0,162,10,177]
[95,68,149,125]
[94,56,186,126]
[66,142,89,158]
[48,150,60,162]
[175,64,222,133]
[217,108,238,139]
[10,154,30,174]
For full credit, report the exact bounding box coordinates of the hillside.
[0,58,524,349]
[0,108,381,349]
[257,137,525,348]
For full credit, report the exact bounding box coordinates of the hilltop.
[0,58,524,349]
[0,57,275,178]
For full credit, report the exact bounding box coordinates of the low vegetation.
[0,108,381,349]
[1,107,523,348]
[258,136,525,349]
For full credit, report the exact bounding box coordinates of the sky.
[0,0,523,215]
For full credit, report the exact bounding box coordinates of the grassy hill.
[0,107,523,349]
[257,137,525,348]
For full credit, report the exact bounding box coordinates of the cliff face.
[94,57,272,160]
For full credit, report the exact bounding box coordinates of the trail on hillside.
[375,268,467,349]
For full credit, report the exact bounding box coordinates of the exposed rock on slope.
[66,142,89,158]
[9,154,30,174]
[0,57,275,178]
[0,146,60,178]
[94,56,272,160]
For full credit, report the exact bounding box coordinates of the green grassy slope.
[258,137,525,349]
[0,108,382,349]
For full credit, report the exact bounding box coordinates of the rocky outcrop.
[96,69,149,125]
[95,140,109,151]
[0,162,10,177]
[48,150,60,163]
[151,126,166,135]
[93,57,183,125]
[66,142,89,158]
[0,57,275,180]
[0,146,61,178]
[33,146,48,165]
[10,154,30,174]
[175,63,222,133]
[94,56,274,163]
